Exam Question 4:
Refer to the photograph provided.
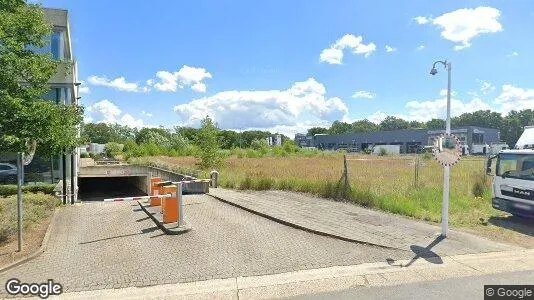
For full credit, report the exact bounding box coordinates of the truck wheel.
[6,175,17,184]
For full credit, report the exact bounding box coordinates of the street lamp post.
[430,60,452,237]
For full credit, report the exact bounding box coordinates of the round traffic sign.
[431,133,462,167]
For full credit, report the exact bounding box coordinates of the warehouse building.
[295,126,501,154]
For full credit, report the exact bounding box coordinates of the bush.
[0,183,56,197]
[80,152,90,158]
[0,193,59,243]
[377,148,388,156]
[472,173,488,198]
[422,152,432,160]
[105,142,124,158]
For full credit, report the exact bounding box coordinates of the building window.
[50,31,65,60]
[473,133,484,144]
[41,87,73,104]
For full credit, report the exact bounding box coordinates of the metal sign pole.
[442,61,452,237]
[17,152,23,252]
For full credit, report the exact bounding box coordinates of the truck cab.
[487,126,534,217]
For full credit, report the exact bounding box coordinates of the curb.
[207,193,406,251]
[0,208,58,274]
[136,201,192,235]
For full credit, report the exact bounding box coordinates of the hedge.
[0,183,56,197]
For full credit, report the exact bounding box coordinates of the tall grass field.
[132,153,502,226]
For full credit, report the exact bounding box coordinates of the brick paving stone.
[0,195,409,295]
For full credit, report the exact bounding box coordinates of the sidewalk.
[208,188,519,255]
[57,248,534,299]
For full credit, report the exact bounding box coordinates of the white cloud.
[141,110,153,118]
[78,80,90,94]
[416,44,425,51]
[173,78,348,131]
[507,51,519,58]
[495,84,534,114]
[352,90,376,99]
[385,45,397,53]
[413,16,431,25]
[151,65,212,93]
[367,111,389,124]
[87,75,149,93]
[320,34,376,64]
[478,80,495,94]
[417,6,502,50]
[319,48,344,64]
[85,99,145,128]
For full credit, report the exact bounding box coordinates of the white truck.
[487,126,534,218]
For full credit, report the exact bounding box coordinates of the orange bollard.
[161,185,178,224]
[150,177,162,206]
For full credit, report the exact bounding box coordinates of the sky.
[38,0,534,137]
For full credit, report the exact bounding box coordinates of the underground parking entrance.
[78,176,149,201]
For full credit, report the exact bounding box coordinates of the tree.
[425,118,445,129]
[328,121,352,134]
[379,116,410,131]
[196,116,222,169]
[409,120,425,129]
[219,130,239,149]
[135,127,171,148]
[0,1,84,155]
[501,109,534,147]
[307,127,328,136]
[239,130,271,148]
[452,110,503,129]
[175,127,200,143]
[351,120,378,133]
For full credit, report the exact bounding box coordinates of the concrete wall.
[126,176,150,194]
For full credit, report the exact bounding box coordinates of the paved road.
[299,270,534,300]
[208,189,518,255]
[0,195,409,294]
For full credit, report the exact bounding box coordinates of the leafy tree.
[0,1,84,156]
[169,133,188,152]
[219,130,239,149]
[425,118,445,129]
[105,142,123,158]
[351,120,378,133]
[501,109,534,147]
[135,127,171,148]
[451,110,503,129]
[250,139,269,151]
[379,116,410,131]
[408,120,425,129]
[195,116,222,169]
[328,121,352,134]
[175,127,200,143]
[307,127,328,136]
[239,130,271,148]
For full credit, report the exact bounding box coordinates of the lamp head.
[430,68,438,76]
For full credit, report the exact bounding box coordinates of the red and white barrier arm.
[172,179,211,184]
[104,193,172,202]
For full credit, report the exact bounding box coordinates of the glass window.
[51,31,65,60]
[497,153,534,181]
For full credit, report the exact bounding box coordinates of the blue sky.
[40,0,534,136]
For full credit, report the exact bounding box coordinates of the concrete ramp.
[208,188,520,256]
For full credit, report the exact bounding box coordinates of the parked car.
[0,163,17,184]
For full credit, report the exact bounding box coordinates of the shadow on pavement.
[489,215,534,237]
[386,235,444,267]
[79,226,159,244]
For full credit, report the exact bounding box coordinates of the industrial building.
[295,126,501,154]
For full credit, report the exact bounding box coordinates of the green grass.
[0,193,60,244]
[135,154,501,226]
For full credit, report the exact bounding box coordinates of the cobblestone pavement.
[208,189,520,255]
[0,195,410,295]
